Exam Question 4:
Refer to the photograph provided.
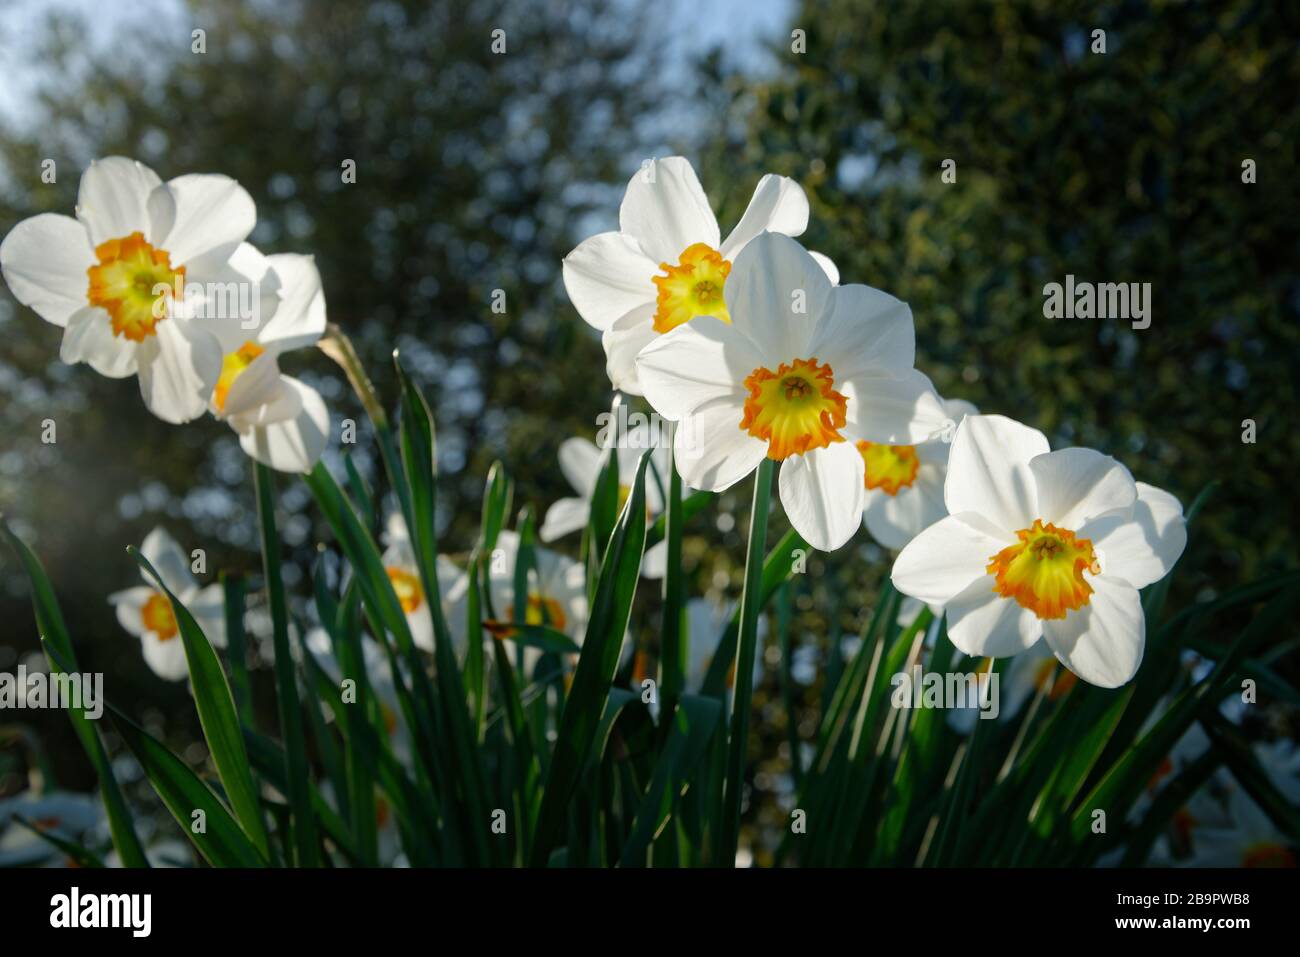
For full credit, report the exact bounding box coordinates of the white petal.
[238,376,330,473]
[59,307,138,378]
[944,414,1048,533]
[618,156,719,264]
[636,316,764,421]
[194,242,280,352]
[719,174,809,259]
[136,317,223,423]
[0,214,95,326]
[601,302,657,395]
[188,583,228,649]
[673,394,766,492]
[1081,482,1187,590]
[844,370,949,444]
[809,282,914,381]
[945,577,1042,657]
[640,539,668,579]
[724,232,831,361]
[108,586,154,636]
[160,173,256,273]
[779,442,865,551]
[562,231,657,331]
[540,496,590,542]
[141,528,195,594]
[863,471,947,550]
[76,157,161,245]
[217,350,284,419]
[408,604,435,653]
[141,632,189,681]
[558,437,602,497]
[808,250,840,284]
[890,512,1009,607]
[1030,447,1136,530]
[260,254,326,353]
[1042,575,1144,688]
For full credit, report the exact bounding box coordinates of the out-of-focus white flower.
[1179,786,1296,868]
[637,232,947,552]
[109,527,225,681]
[0,791,103,867]
[0,157,260,423]
[539,421,676,578]
[563,156,837,394]
[892,414,1187,688]
[381,514,463,655]
[684,597,766,692]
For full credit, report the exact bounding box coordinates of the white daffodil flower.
[539,422,675,578]
[946,641,1077,734]
[0,791,103,867]
[205,244,330,473]
[1180,786,1296,868]
[109,526,225,681]
[305,626,410,765]
[0,156,258,423]
[381,513,466,655]
[476,529,597,678]
[891,414,1188,688]
[685,597,766,693]
[860,390,978,550]
[635,232,949,552]
[562,156,838,394]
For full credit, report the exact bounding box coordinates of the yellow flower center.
[522,593,567,631]
[386,567,424,614]
[1241,843,1296,868]
[857,441,920,495]
[651,242,732,334]
[140,591,178,641]
[740,357,847,460]
[986,519,1099,620]
[86,231,184,342]
[214,341,266,411]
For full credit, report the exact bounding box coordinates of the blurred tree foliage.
[0,0,666,789]
[701,0,1299,597]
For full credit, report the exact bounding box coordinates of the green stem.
[777,581,801,788]
[718,457,774,864]
[254,462,319,866]
[659,427,686,729]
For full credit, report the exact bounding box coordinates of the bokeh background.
[1,0,1296,862]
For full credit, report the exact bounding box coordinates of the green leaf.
[0,518,148,868]
[718,456,775,864]
[130,544,272,862]
[108,706,266,867]
[251,463,318,866]
[529,450,651,866]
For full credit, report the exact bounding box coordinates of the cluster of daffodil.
[10,153,1286,874]
[559,156,1187,690]
[0,157,330,473]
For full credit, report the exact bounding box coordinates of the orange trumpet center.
[651,242,731,334]
[740,357,847,460]
[857,441,920,495]
[87,231,184,342]
[986,519,1099,620]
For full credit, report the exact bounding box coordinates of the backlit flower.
[636,232,948,551]
[891,414,1187,688]
[0,157,256,423]
[562,156,838,394]
[109,526,225,681]
[204,245,331,472]
[860,388,977,549]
